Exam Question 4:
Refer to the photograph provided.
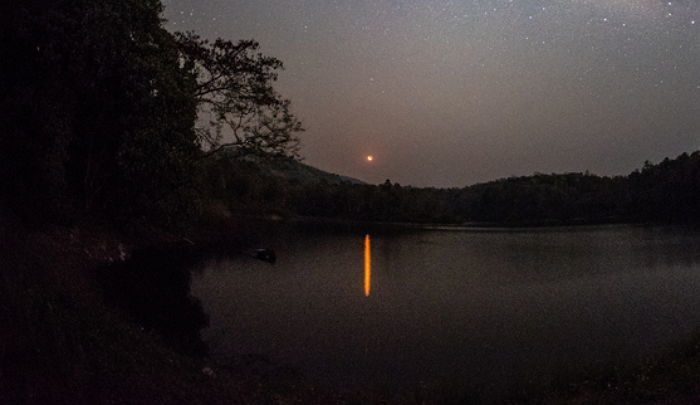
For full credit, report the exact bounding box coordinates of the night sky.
[162,0,700,187]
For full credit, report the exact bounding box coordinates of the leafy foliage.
[176,32,303,159]
[1,0,200,223]
[0,0,303,225]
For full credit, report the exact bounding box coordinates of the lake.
[190,224,700,401]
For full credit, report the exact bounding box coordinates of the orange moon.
[366,155,374,162]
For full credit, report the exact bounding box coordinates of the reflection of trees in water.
[631,227,700,269]
[101,247,209,355]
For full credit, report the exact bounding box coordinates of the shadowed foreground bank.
[0,216,352,404]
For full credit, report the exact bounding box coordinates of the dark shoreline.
[2,215,700,404]
[0,216,349,404]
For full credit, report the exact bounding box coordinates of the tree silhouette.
[176,32,303,159]
[1,0,200,222]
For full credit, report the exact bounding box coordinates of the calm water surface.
[191,224,700,399]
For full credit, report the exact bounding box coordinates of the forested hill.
[243,155,364,186]
[1,0,697,229]
[208,151,700,226]
[459,151,700,225]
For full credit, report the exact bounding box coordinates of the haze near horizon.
[163,0,700,187]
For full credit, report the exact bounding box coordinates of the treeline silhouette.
[2,1,199,224]
[2,1,697,228]
[1,0,301,227]
[204,151,700,226]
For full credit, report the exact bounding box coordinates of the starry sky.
[162,0,700,187]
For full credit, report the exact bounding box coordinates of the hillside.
[203,150,700,225]
[247,155,365,185]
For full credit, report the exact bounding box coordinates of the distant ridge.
[237,154,366,185]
